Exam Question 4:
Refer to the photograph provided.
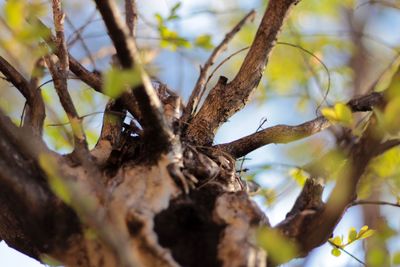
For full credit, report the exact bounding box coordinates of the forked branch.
[94,0,173,154]
[186,0,301,145]
[182,9,256,123]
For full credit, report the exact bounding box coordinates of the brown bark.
[0,1,398,267]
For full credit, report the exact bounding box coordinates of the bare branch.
[24,58,46,135]
[94,0,173,154]
[218,117,330,158]
[351,200,400,208]
[217,91,384,158]
[186,0,301,145]
[46,1,88,154]
[182,10,256,123]
[125,0,138,37]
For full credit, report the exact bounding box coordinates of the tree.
[0,0,399,266]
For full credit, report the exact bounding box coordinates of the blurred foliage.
[257,227,298,265]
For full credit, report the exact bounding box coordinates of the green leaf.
[289,168,309,186]
[393,251,400,265]
[257,228,298,265]
[321,102,353,127]
[348,227,357,243]
[194,34,214,50]
[39,153,71,204]
[104,67,142,98]
[383,96,400,135]
[329,235,343,247]
[4,0,24,29]
[357,225,375,240]
[331,247,341,257]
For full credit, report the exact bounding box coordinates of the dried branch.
[186,0,301,145]
[46,1,88,153]
[217,91,384,158]
[182,10,256,123]
[125,0,138,37]
[94,0,173,154]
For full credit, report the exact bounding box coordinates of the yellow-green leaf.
[104,67,142,98]
[358,225,375,240]
[194,34,214,50]
[257,228,298,265]
[289,168,309,186]
[393,251,400,265]
[329,235,342,247]
[348,227,357,243]
[322,102,353,127]
[331,247,341,257]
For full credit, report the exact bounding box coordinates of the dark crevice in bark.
[154,185,225,267]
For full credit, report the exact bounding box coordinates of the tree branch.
[351,200,400,208]
[182,10,256,123]
[45,1,88,154]
[275,92,391,259]
[186,0,301,145]
[0,56,45,135]
[94,0,173,155]
[218,117,330,158]
[125,0,138,37]
[217,91,384,158]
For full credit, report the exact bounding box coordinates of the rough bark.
[0,1,399,267]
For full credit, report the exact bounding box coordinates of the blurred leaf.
[40,254,63,266]
[367,248,386,267]
[289,168,308,186]
[194,34,214,50]
[357,225,375,240]
[393,251,400,265]
[348,227,357,243]
[39,153,71,204]
[257,227,298,265]
[4,0,24,29]
[321,102,353,127]
[104,67,142,98]
[331,247,341,257]
[329,235,343,247]
[382,96,400,135]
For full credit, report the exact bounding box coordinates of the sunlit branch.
[182,10,256,123]
[217,92,384,158]
[186,0,301,145]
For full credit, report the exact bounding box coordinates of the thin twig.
[182,10,256,123]
[351,200,400,208]
[328,240,366,266]
[48,0,88,153]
